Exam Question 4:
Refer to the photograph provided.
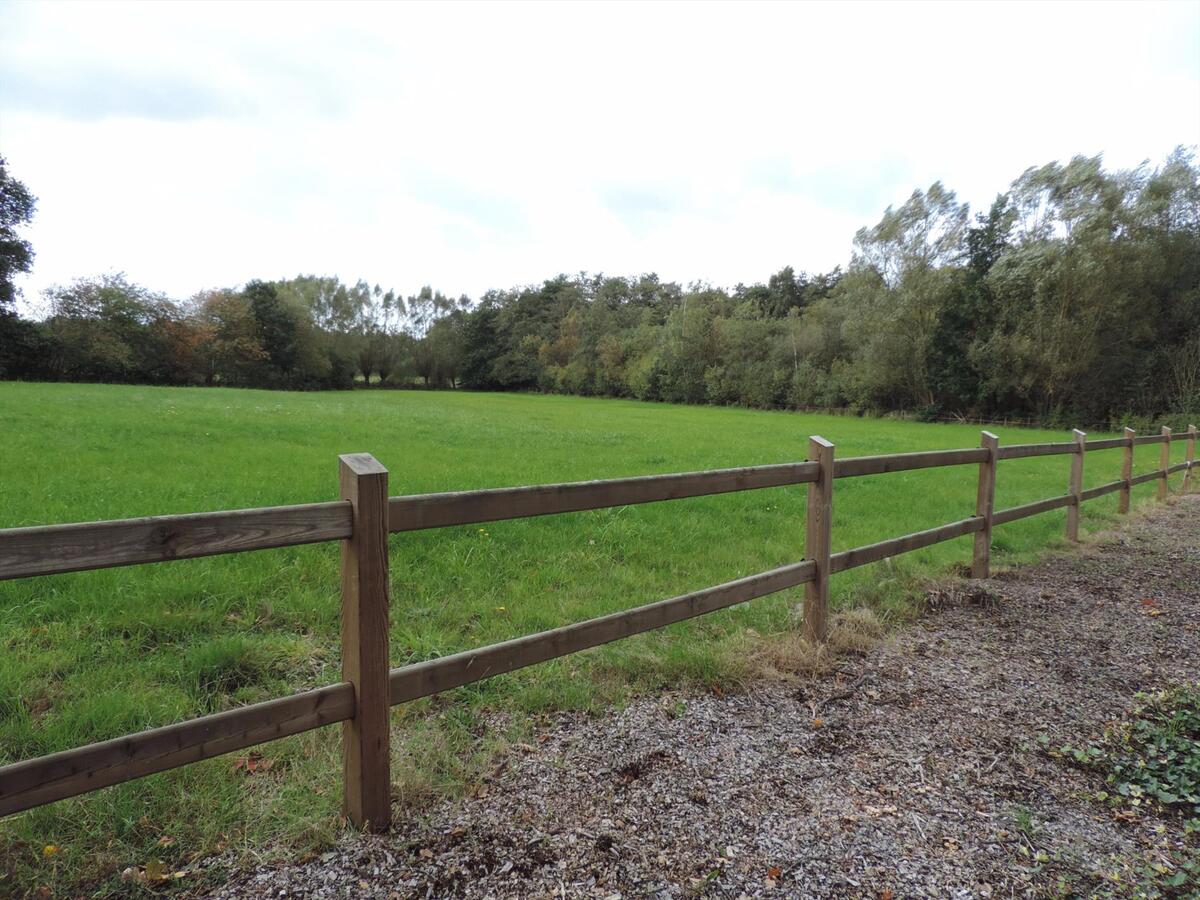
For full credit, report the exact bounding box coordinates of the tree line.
[1,150,1197,427]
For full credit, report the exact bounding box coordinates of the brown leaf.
[768,866,782,879]
[879,890,895,900]
[234,753,275,775]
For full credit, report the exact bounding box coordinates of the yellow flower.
[42,844,61,858]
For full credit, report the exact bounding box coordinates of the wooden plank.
[1159,427,1171,500]
[1168,461,1190,475]
[338,454,391,832]
[1133,434,1166,446]
[0,683,355,817]
[1186,425,1197,493]
[0,502,352,581]
[993,494,1073,527]
[1129,471,1160,487]
[1066,429,1086,542]
[832,447,987,478]
[831,517,983,575]
[388,462,820,532]
[1083,438,1128,451]
[1119,427,1135,514]
[803,436,834,643]
[1080,480,1125,503]
[972,432,998,578]
[996,442,1076,460]
[389,559,817,705]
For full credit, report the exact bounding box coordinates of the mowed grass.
[0,382,1189,895]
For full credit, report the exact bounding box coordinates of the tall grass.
[0,382,1187,894]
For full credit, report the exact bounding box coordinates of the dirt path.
[204,496,1199,899]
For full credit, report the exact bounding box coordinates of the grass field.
[0,382,1189,895]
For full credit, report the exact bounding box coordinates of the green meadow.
[0,382,1188,894]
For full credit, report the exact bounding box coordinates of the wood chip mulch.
[202,494,1199,898]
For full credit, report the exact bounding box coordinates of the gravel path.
[203,495,1199,899]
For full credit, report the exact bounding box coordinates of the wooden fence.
[0,425,1195,830]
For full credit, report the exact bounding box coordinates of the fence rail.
[0,423,1195,826]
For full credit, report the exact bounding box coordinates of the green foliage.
[0,154,36,312]
[1061,684,1200,823]
[2,150,1197,424]
[1047,685,1200,897]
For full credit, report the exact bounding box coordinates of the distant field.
[0,382,1186,893]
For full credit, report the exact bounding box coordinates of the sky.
[2,0,1198,309]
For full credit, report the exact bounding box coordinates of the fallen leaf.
[234,753,275,775]
[879,890,895,900]
[42,844,61,858]
[812,718,824,729]
[768,865,782,879]
[419,848,434,859]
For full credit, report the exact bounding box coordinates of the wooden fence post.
[1119,427,1134,514]
[1159,426,1171,501]
[1185,424,1196,493]
[972,431,998,578]
[804,436,834,643]
[339,453,391,832]
[1066,429,1086,542]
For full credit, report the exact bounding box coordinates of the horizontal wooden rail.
[996,442,1076,460]
[829,517,983,574]
[2,423,1193,824]
[0,502,352,581]
[389,559,817,704]
[1079,479,1125,502]
[832,447,987,478]
[387,462,819,532]
[993,494,1074,526]
[1083,438,1130,451]
[0,683,355,817]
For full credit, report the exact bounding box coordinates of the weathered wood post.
[972,431,998,578]
[1159,426,1171,501]
[804,436,834,643]
[339,453,391,831]
[1185,424,1197,493]
[1066,429,1086,542]
[1119,427,1135,514]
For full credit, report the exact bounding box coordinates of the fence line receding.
[0,423,1196,829]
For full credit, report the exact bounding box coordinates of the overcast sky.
[2,0,1198,307]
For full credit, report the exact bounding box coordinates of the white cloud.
[1,0,1197,306]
